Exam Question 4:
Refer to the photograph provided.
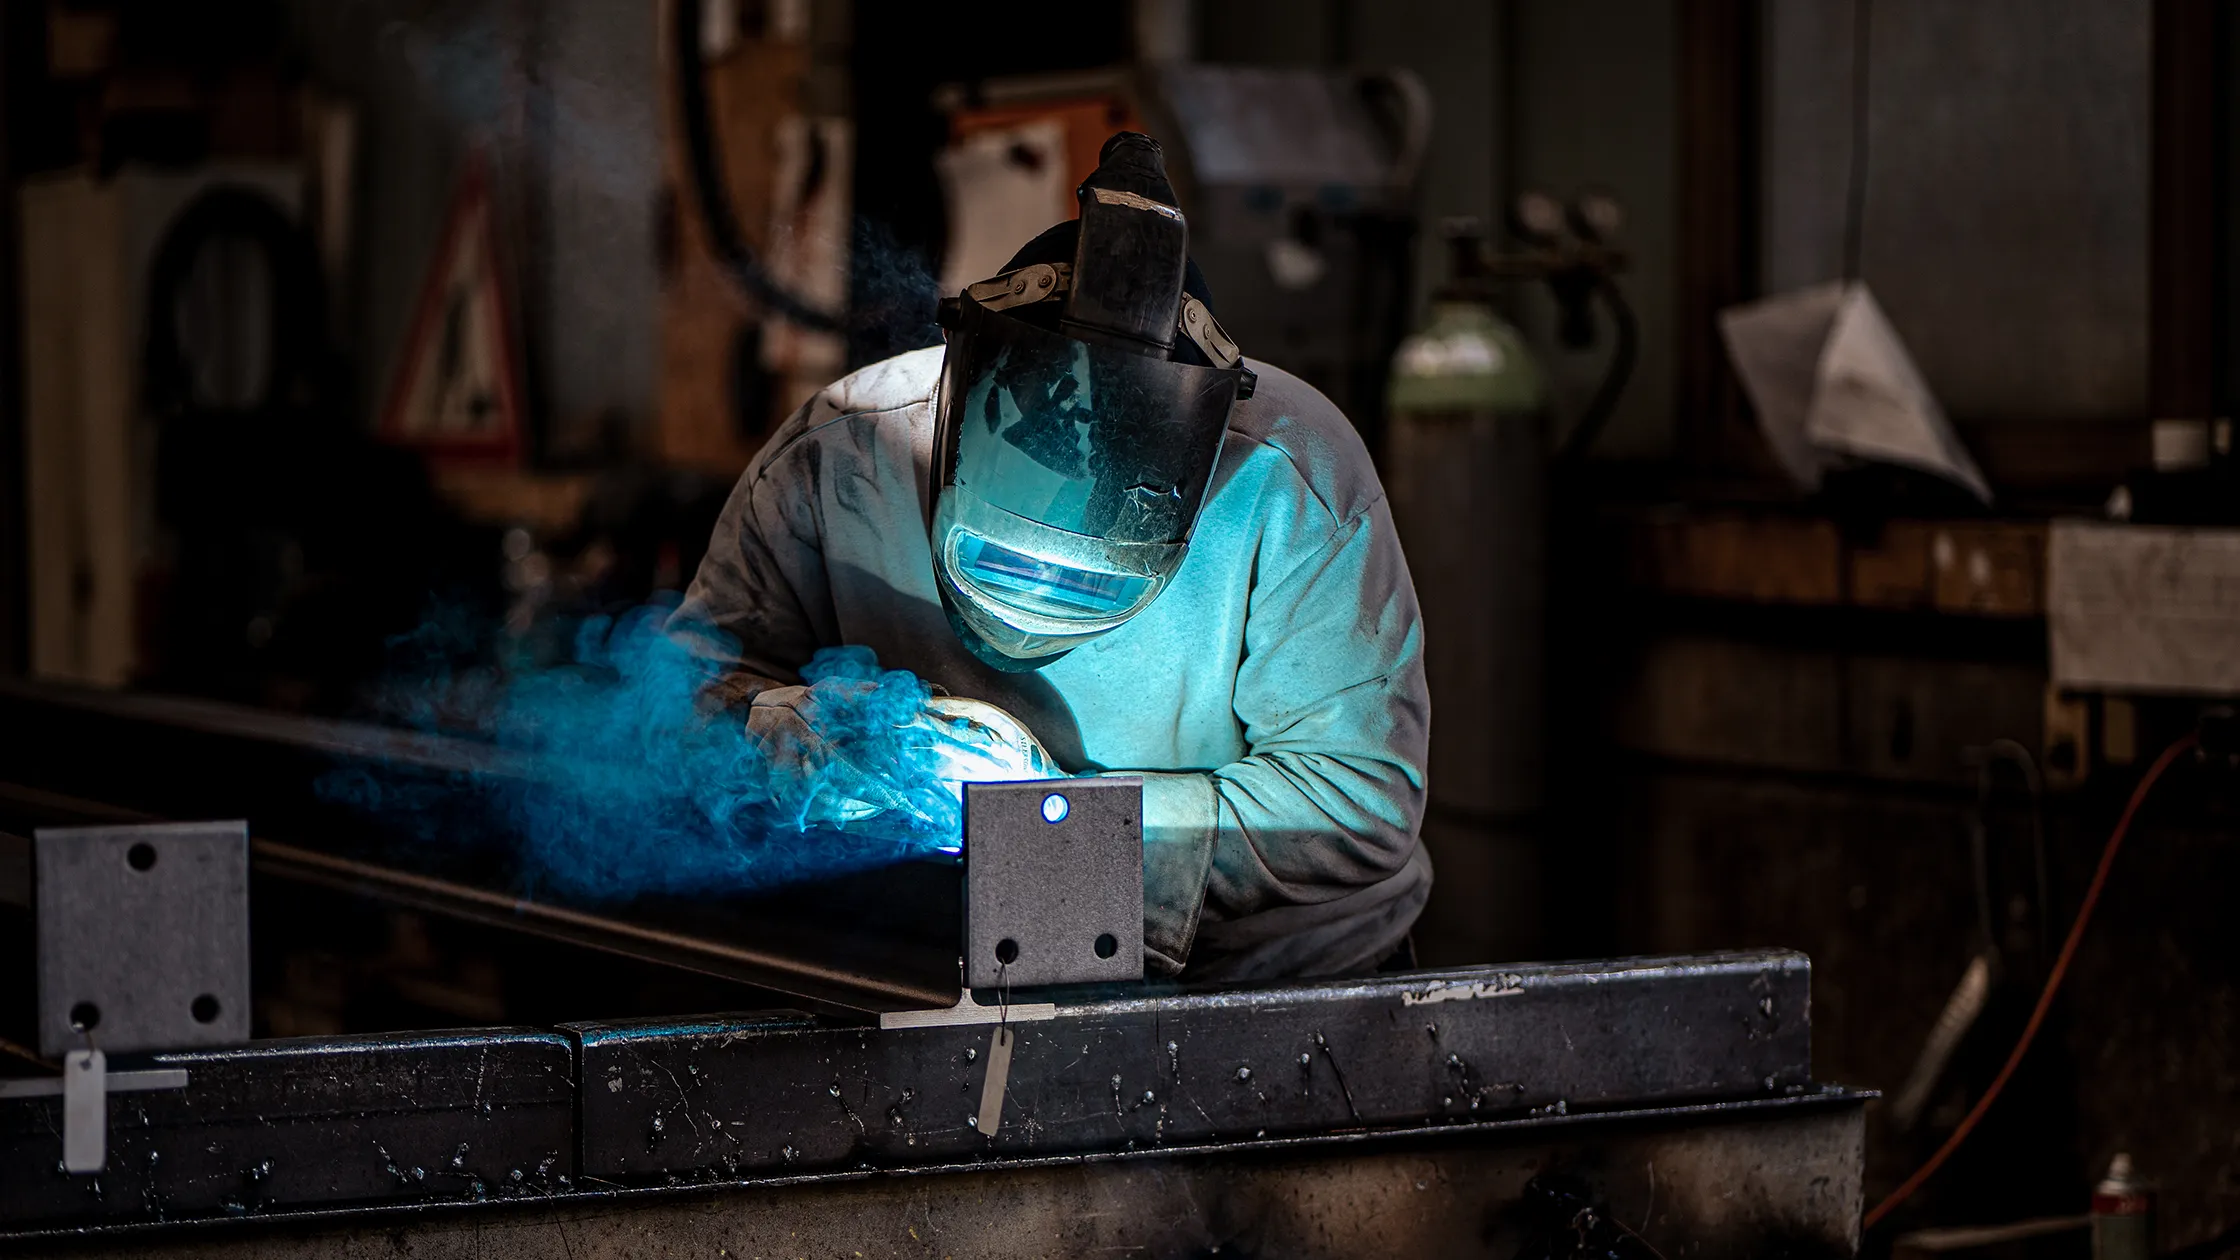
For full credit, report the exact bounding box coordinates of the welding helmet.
[930,133,1255,672]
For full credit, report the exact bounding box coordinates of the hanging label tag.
[62,1048,106,1173]
[975,1025,1015,1137]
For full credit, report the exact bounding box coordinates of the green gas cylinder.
[1384,221,1550,963]
[1387,298,1546,416]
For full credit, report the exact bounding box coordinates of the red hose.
[1864,732,2200,1230]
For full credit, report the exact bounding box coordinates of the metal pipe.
[0,772,955,1018]
[248,839,954,1014]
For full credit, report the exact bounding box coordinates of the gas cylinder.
[1385,219,1549,962]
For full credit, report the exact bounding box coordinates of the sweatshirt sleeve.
[667,409,837,695]
[1134,492,1430,972]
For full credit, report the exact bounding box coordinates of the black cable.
[1980,739,2050,973]
[1553,272,1638,463]
[1967,770,1999,958]
[1841,0,1875,282]
[141,183,329,417]
[671,0,845,333]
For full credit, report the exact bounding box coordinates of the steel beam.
[0,1030,573,1228]
[571,950,1814,1183]
[0,1097,1867,1257]
[0,952,1852,1247]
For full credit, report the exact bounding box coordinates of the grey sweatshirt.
[671,346,1431,980]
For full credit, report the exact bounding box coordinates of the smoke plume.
[318,601,963,902]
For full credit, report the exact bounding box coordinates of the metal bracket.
[956,267,1254,399]
[965,262,1069,312]
[878,988,1057,1030]
[1178,294,1242,368]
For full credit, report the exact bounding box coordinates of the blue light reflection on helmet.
[953,531,1151,620]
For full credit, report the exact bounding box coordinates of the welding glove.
[740,683,902,829]
[743,686,1058,833]
[917,695,1062,794]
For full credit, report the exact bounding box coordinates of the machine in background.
[1142,64,1429,452]
[927,63,1429,453]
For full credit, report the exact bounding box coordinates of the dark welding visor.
[925,131,1256,670]
[938,290,1242,547]
[927,270,1254,668]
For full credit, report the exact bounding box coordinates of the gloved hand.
[743,682,906,827]
[744,685,1059,832]
[917,695,1063,794]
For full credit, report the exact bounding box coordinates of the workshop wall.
[1761,0,2152,426]
[1204,0,2164,463]
[286,0,662,457]
[1201,0,1681,461]
[1537,2,2238,1246]
[1504,0,1678,461]
[2227,6,2240,418]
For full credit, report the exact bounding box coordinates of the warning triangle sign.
[381,158,524,462]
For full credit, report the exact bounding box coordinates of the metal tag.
[974,1025,1015,1137]
[62,1049,105,1173]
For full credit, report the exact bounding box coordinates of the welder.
[671,134,1429,981]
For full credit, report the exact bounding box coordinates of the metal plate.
[571,950,1814,1184]
[35,822,249,1057]
[965,778,1143,989]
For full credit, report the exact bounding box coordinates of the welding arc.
[1863,731,2200,1230]
[672,0,845,333]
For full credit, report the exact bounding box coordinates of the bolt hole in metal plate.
[34,821,251,1057]
[964,778,1143,990]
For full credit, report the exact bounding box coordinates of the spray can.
[2091,1152,2153,1260]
